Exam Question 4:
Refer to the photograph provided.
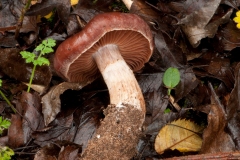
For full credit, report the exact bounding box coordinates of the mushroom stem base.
[81,104,144,159]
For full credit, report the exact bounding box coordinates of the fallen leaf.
[58,145,80,160]
[0,0,38,33]
[34,142,61,160]
[144,89,176,134]
[174,67,200,102]
[155,119,204,154]
[207,58,234,90]
[222,0,240,8]
[22,83,46,95]
[8,114,24,148]
[200,83,235,153]
[42,82,90,126]
[226,62,240,150]
[170,0,232,47]
[33,113,73,147]
[129,0,159,26]
[20,91,44,144]
[184,83,211,113]
[0,33,18,47]
[25,0,71,25]
[190,52,234,91]
[72,1,104,23]
[215,20,240,51]
[154,31,185,68]
[0,48,52,87]
[34,141,81,160]
[136,72,163,93]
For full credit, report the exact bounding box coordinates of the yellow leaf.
[154,119,204,154]
[44,12,53,19]
[71,0,79,5]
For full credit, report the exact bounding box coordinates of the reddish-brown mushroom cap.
[54,12,154,83]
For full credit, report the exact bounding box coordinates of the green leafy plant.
[20,38,56,92]
[163,67,181,95]
[0,116,11,135]
[0,117,13,160]
[0,146,14,160]
[0,80,16,113]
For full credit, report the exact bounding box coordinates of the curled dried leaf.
[42,82,91,126]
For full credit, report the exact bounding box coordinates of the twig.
[15,0,32,39]
[169,95,181,111]
[0,90,16,113]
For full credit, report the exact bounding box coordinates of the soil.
[81,103,144,160]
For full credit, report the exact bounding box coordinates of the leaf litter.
[0,0,240,159]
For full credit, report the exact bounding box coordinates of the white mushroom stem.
[122,0,133,10]
[92,44,145,112]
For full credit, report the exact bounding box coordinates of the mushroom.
[54,12,153,159]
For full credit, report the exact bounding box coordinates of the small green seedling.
[20,38,56,92]
[163,67,181,95]
[0,80,16,113]
[164,108,171,114]
[0,116,11,135]
[0,146,14,160]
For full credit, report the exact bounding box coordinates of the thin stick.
[15,0,32,39]
[169,95,181,111]
[0,90,16,113]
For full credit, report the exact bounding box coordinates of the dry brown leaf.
[0,0,38,33]
[170,0,231,47]
[42,82,91,126]
[155,119,204,154]
[200,83,235,153]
